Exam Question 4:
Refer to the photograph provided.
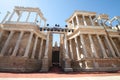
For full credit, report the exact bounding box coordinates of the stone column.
[80,34,88,58]
[0,31,3,41]
[1,11,10,23]
[0,31,14,56]
[34,13,38,23]
[89,16,94,26]
[26,12,31,22]
[82,15,87,26]
[96,35,108,58]
[110,37,120,57]
[69,39,74,60]
[75,37,81,60]
[97,20,102,26]
[31,36,38,59]
[64,34,69,58]
[23,32,33,57]
[38,38,43,59]
[12,31,24,56]
[76,14,80,26]
[8,10,15,21]
[88,34,98,58]
[40,33,49,72]
[72,19,75,28]
[104,36,117,58]
[17,11,22,22]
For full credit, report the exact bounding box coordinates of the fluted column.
[23,32,33,57]
[89,16,94,26]
[1,11,10,23]
[17,11,22,22]
[88,34,98,58]
[26,12,31,22]
[110,37,120,57]
[69,39,74,60]
[12,31,24,56]
[104,36,117,58]
[0,31,14,56]
[38,38,43,59]
[75,37,80,60]
[76,14,80,26]
[82,15,87,26]
[31,36,38,59]
[97,35,108,58]
[80,34,88,58]
[8,10,15,21]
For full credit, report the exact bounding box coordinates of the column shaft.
[89,16,94,26]
[0,31,14,56]
[88,34,98,58]
[97,35,108,58]
[0,31,3,41]
[82,15,87,26]
[104,36,117,58]
[75,37,80,60]
[64,34,69,58]
[34,13,38,23]
[17,11,22,22]
[1,11,10,23]
[69,39,74,60]
[76,14,80,26]
[8,10,15,21]
[72,19,75,28]
[23,32,33,57]
[44,33,50,57]
[31,36,38,59]
[26,12,31,22]
[110,37,120,57]
[38,38,43,59]
[12,31,24,56]
[80,34,88,58]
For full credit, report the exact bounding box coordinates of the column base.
[64,68,73,72]
[40,56,49,72]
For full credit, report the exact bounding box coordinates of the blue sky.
[0,0,120,46]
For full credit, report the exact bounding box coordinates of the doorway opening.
[52,51,60,66]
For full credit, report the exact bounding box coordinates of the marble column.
[38,38,43,59]
[8,10,15,21]
[64,34,69,58]
[0,31,3,41]
[97,35,108,58]
[80,34,88,58]
[88,34,98,58]
[26,12,31,22]
[104,36,117,58]
[1,11,10,23]
[17,11,22,22]
[34,13,38,23]
[82,15,87,26]
[89,16,94,26]
[12,31,24,56]
[76,14,80,26]
[23,32,33,57]
[72,19,75,28]
[110,37,120,57]
[75,37,80,60]
[31,36,38,59]
[69,39,74,60]
[0,31,14,56]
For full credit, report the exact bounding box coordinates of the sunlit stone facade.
[0,7,120,72]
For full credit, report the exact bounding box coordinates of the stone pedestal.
[40,56,49,72]
[64,58,73,72]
